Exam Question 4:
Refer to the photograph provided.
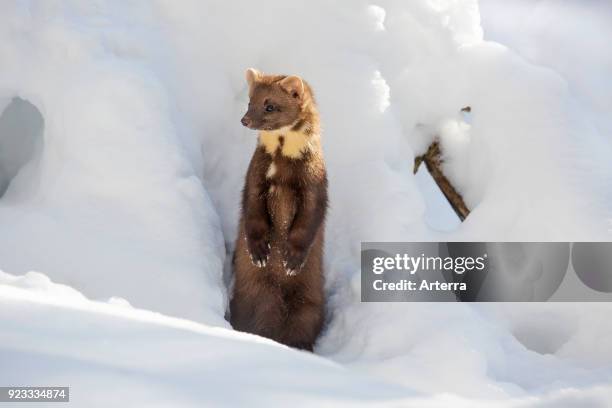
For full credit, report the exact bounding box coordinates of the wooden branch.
[414,140,471,221]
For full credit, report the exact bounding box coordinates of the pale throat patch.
[259,125,314,159]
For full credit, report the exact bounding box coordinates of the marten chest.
[259,148,308,236]
[263,155,304,188]
[259,131,312,187]
[263,157,302,236]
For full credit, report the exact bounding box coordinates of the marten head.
[241,68,311,131]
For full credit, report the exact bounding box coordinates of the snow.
[477,0,612,231]
[0,271,416,407]
[0,1,227,323]
[0,0,611,406]
[2,271,612,407]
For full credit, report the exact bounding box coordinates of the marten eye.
[265,104,275,112]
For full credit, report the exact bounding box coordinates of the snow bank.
[0,0,611,406]
[0,1,226,323]
[2,271,611,407]
[0,270,417,407]
[479,0,612,227]
[480,0,612,142]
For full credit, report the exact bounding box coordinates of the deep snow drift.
[0,0,611,406]
[2,271,612,407]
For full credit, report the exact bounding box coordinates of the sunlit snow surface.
[0,1,611,406]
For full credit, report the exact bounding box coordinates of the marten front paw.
[282,242,307,276]
[246,231,270,268]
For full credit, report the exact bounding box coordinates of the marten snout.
[241,106,266,130]
[241,103,273,130]
[241,114,253,128]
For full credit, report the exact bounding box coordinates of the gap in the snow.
[414,164,461,232]
[0,97,44,198]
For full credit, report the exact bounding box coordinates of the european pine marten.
[230,68,327,351]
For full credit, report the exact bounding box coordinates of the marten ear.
[245,68,262,88]
[279,75,304,99]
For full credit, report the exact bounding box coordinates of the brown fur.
[230,69,327,351]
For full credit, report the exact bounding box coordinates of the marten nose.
[241,116,252,127]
